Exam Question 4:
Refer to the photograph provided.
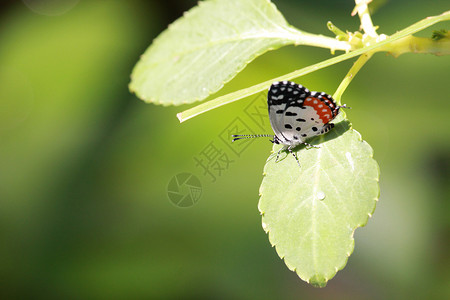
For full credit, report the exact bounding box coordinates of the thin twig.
[333,52,373,103]
[353,0,378,38]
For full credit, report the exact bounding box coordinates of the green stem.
[380,35,450,56]
[353,0,378,37]
[177,46,376,122]
[327,22,348,41]
[333,52,373,103]
[177,10,450,123]
[286,28,351,51]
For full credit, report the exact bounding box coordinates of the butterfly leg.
[304,142,320,150]
[275,146,285,163]
[317,123,336,137]
[287,146,301,167]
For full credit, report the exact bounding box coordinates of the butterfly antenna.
[339,104,351,109]
[231,134,274,142]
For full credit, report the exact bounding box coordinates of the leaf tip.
[308,275,328,288]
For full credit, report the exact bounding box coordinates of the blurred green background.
[0,0,449,298]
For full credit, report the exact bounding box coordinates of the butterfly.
[232,81,349,166]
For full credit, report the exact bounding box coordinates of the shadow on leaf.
[267,119,351,164]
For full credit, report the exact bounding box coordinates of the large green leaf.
[258,116,379,287]
[129,0,348,105]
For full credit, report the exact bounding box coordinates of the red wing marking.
[304,97,333,124]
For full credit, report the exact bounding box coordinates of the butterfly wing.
[267,81,310,145]
[295,91,341,138]
[268,81,341,145]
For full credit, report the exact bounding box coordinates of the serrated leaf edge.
[258,126,380,286]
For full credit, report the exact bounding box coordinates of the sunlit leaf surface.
[259,117,379,287]
[130,0,323,105]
